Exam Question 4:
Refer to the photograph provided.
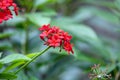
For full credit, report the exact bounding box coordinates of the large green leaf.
[26,13,51,26]
[0,73,17,79]
[73,7,119,24]
[0,54,31,64]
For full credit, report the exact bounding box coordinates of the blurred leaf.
[0,52,2,58]
[94,9,119,24]
[51,18,99,42]
[0,32,13,39]
[26,13,51,26]
[0,54,31,64]
[10,29,26,45]
[29,76,38,80]
[106,64,116,73]
[115,0,120,10]
[0,40,12,50]
[0,73,17,79]
[3,61,25,72]
[39,10,57,17]
[27,28,43,52]
[0,63,3,69]
[101,64,117,74]
[50,47,103,63]
[0,52,3,69]
[27,53,39,58]
[73,8,93,22]
[4,15,26,26]
[34,0,48,7]
[73,7,119,24]
[73,48,103,63]
[81,0,115,9]
[17,71,29,80]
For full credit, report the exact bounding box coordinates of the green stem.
[14,46,51,74]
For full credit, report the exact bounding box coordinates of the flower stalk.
[14,46,51,74]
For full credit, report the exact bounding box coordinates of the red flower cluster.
[0,0,18,23]
[39,24,74,54]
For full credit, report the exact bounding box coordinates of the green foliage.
[0,73,17,79]
[0,0,120,80]
[0,54,31,64]
[26,13,51,26]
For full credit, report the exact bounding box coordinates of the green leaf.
[0,32,13,39]
[115,0,120,10]
[0,53,3,68]
[0,15,26,26]
[34,0,48,7]
[0,40,12,50]
[50,47,103,63]
[39,10,57,17]
[10,29,26,45]
[17,71,29,80]
[94,9,119,24]
[74,7,119,24]
[100,64,116,74]
[0,73,17,79]
[7,15,26,25]
[26,13,51,26]
[0,52,2,58]
[3,61,25,72]
[51,18,100,43]
[73,48,103,63]
[27,53,39,58]
[0,54,31,64]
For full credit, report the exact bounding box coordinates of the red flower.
[61,32,72,41]
[0,0,18,23]
[63,42,74,54]
[38,24,50,31]
[39,24,74,54]
[47,35,61,47]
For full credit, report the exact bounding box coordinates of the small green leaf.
[0,54,31,64]
[0,73,17,79]
[27,53,39,58]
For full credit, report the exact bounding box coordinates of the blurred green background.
[0,0,120,80]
